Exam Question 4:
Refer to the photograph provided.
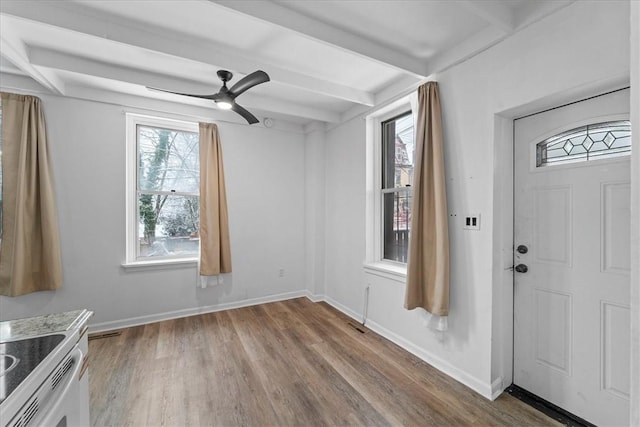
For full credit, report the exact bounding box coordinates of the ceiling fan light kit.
[216,101,233,110]
[147,69,270,124]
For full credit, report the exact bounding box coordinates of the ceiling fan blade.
[147,86,219,100]
[231,103,259,124]
[228,70,270,99]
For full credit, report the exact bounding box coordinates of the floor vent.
[348,322,366,334]
[89,331,122,341]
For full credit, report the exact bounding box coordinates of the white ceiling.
[0,0,573,127]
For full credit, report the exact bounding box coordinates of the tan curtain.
[405,82,450,316]
[0,92,62,296]
[199,122,232,276]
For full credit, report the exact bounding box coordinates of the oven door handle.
[36,347,84,426]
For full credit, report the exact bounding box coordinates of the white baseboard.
[323,295,364,322]
[89,290,310,334]
[304,291,325,303]
[320,296,495,401]
[362,318,494,399]
[90,289,496,401]
[491,377,506,400]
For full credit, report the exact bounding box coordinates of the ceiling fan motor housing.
[217,70,233,84]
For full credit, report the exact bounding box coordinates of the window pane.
[138,125,199,193]
[382,113,414,189]
[138,193,199,258]
[537,120,631,167]
[383,190,412,263]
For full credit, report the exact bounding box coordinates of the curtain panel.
[0,92,62,296]
[405,82,450,318]
[198,122,232,282]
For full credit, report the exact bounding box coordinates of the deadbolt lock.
[517,245,528,254]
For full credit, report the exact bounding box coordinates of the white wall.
[324,116,367,313]
[630,1,639,424]
[0,0,636,412]
[0,93,307,329]
[323,1,631,398]
[304,123,326,298]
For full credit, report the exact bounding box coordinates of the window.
[381,112,414,263]
[537,120,631,167]
[365,95,416,277]
[126,114,200,264]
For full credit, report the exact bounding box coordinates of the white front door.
[513,89,631,426]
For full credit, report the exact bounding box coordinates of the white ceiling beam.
[66,84,340,124]
[430,0,575,76]
[0,71,53,94]
[28,47,216,94]
[28,47,340,123]
[0,1,374,107]
[0,19,65,95]
[210,0,429,77]
[513,0,575,29]
[424,25,508,76]
[458,0,515,33]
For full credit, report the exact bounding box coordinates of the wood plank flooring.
[89,298,560,426]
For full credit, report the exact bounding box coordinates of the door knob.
[515,264,528,273]
[517,245,528,254]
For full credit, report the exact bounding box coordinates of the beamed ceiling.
[0,0,573,127]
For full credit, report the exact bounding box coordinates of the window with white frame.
[365,96,416,275]
[125,114,200,263]
[381,112,414,263]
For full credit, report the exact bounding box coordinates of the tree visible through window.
[382,112,414,263]
[136,124,199,259]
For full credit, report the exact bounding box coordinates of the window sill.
[363,261,407,283]
[121,258,197,272]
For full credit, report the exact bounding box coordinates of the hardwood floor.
[89,298,560,426]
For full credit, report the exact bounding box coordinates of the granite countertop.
[0,309,93,342]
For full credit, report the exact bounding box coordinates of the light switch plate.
[463,214,480,230]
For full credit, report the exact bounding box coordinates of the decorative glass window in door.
[536,120,631,167]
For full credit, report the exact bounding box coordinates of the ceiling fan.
[148,70,270,124]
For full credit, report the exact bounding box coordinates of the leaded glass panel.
[536,121,631,167]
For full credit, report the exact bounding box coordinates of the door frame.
[490,79,638,415]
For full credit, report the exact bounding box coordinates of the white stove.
[0,311,91,427]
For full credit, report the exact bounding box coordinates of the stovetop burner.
[0,354,20,375]
[0,334,65,403]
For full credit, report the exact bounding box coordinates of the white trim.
[365,94,415,266]
[323,293,504,400]
[320,295,495,400]
[363,262,407,283]
[120,258,197,271]
[491,377,506,400]
[88,288,496,401]
[89,290,310,334]
[364,317,494,399]
[305,292,325,303]
[324,296,364,323]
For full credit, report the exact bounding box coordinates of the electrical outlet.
[278,269,285,277]
[463,214,480,230]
